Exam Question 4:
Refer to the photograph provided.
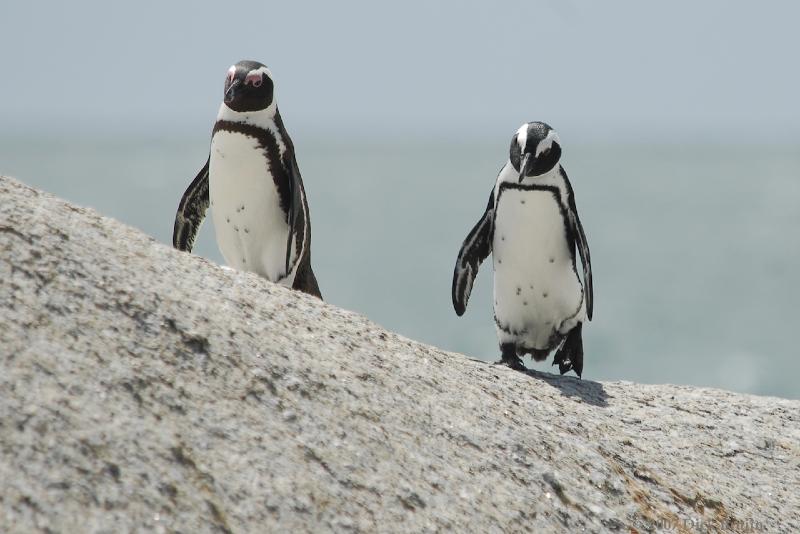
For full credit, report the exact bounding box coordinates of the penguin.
[173,60,321,298]
[452,122,592,376]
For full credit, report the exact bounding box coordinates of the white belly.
[492,187,584,349]
[209,131,293,284]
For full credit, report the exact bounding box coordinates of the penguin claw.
[495,357,527,372]
[498,343,527,372]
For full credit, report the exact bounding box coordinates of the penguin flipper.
[562,170,593,321]
[173,157,210,252]
[282,151,305,276]
[570,206,593,321]
[452,189,495,316]
[293,259,322,299]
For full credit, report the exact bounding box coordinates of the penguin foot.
[553,324,584,378]
[495,356,526,372]
[498,343,527,372]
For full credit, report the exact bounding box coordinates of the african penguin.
[452,122,593,376]
[173,60,321,298]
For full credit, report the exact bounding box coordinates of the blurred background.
[1,1,798,399]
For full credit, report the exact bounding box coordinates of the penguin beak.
[224,79,241,104]
[518,154,532,183]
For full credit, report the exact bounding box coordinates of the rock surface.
[1,175,798,533]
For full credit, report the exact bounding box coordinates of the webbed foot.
[552,323,584,378]
[497,342,527,372]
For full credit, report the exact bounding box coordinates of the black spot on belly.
[244,228,250,234]
[240,204,245,211]
[529,284,534,289]
[226,217,230,223]
[234,225,239,232]
[521,200,526,204]
[516,287,521,295]
[242,257,247,264]
[523,301,528,306]
[542,292,549,298]
[501,235,505,241]
[549,257,555,263]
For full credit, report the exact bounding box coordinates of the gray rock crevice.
[1,176,798,533]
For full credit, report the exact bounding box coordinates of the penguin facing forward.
[173,60,321,298]
[452,122,592,376]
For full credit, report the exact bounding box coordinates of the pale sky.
[1,1,799,141]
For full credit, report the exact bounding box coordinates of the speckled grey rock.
[1,175,798,534]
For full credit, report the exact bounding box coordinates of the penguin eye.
[245,73,263,87]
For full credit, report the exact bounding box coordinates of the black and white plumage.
[452,122,592,376]
[173,60,321,298]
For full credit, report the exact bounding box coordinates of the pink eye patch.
[245,72,263,87]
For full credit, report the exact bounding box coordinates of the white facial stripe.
[247,66,272,79]
[535,130,560,157]
[516,124,528,151]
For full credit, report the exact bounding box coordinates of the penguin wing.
[452,189,495,316]
[570,207,593,320]
[564,173,593,321]
[283,153,305,275]
[172,157,210,252]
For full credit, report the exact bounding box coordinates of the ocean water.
[1,134,798,399]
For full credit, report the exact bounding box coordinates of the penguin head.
[509,122,562,182]
[223,60,275,113]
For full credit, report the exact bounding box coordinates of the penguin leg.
[497,342,526,372]
[519,346,550,362]
[552,323,584,378]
